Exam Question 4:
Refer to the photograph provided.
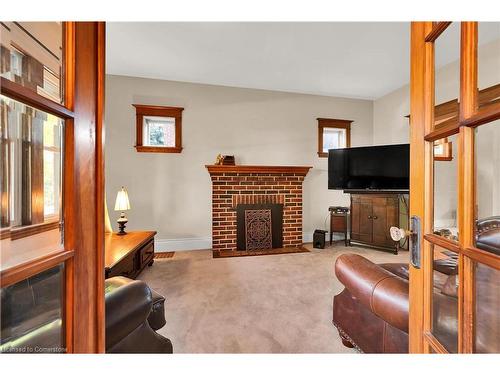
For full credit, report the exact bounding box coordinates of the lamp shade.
[114,187,131,211]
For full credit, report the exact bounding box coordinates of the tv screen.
[328,144,410,191]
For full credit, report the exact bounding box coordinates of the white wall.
[373,38,500,228]
[105,75,373,250]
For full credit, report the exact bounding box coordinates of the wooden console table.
[105,231,156,279]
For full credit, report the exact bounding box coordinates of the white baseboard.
[155,237,212,252]
[155,232,341,252]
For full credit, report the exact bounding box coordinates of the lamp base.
[117,214,128,235]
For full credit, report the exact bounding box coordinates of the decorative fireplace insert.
[236,204,283,251]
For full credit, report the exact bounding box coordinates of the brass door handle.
[373,216,378,219]
[368,215,372,219]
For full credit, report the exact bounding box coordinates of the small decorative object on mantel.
[215,154,235,165]
[114,186,131,235]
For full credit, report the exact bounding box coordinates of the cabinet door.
[351,195,373,243]
[372,197,399,247]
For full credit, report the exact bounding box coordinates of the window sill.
[8,220,61,241]
[317,151,328,158]
[135,145,183,153]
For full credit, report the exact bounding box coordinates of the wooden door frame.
[0,21,105,353]
[409,21,500,354]
[409,21,432,353]
[69,21,106,353]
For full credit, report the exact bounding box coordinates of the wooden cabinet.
[105,231,156,279]
[350,193,406,254]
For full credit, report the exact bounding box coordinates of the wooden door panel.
[357,202,373,243]
[351,200,359,236]
[373,199,399,247]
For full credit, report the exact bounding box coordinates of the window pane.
[323,128,346,152]
[474,119,500,254]
[0,22,64,104]
[143,116,176,147]
[477,22,500,113]
[433,133,458,242]
[431,244,458,353]
[0,95,63,271]
[475,262,499,353]
[434,22,460,130]
[0,264,65,353]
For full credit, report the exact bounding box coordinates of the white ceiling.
[106,22,500,100]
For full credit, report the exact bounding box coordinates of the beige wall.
[105,75,373,250]
[373,39,500,228]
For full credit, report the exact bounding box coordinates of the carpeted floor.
[139,243,409,353]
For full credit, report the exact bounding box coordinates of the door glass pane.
[0,22,64,104]
[0,95,64,272]
[431,244,458,353]
[0,264,65,353]
[475,262,499,353]
[433,133,459,242]
[434,23,460,131]
[477,22,500,112]
[474,119,500,254]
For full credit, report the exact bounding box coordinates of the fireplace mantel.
[205,165,312,175]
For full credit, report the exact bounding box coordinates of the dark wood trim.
[10,220,60,240]
[205,165,312,176]
[425,22,452,42]
[95,21,106,354]
[317,118,352,158]
[69,22,105,353]
[0,77,74,119]
[133,104,184,153]
[135,145,183,153]
[0,249,73,288]
[213,245,309,258]
[62,21,75,354]
[132,104,184,116]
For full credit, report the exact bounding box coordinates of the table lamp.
[114,186,131,235]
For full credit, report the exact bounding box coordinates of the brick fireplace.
[206,165,312,257]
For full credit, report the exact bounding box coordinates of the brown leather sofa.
[1,274,172,353]
[332,216,499,353]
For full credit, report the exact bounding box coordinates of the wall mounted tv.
[328,144,410,191]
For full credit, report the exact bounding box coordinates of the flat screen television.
[328,144,410,191]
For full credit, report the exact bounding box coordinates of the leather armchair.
[1,273,172,353]
[332,254,409,353]
[105,276,173,353]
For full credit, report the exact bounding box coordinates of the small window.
[317,118,353,157]
[133,104,183,153]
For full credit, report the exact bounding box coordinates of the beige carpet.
[139,243,409,353]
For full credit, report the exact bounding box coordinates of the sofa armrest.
[335,254,409,332]
[148,288,166,331]
[105,276,153,349]
[476,216,500,255]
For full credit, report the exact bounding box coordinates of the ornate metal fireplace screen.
[244,209,273,250]
[236,204,283,251]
